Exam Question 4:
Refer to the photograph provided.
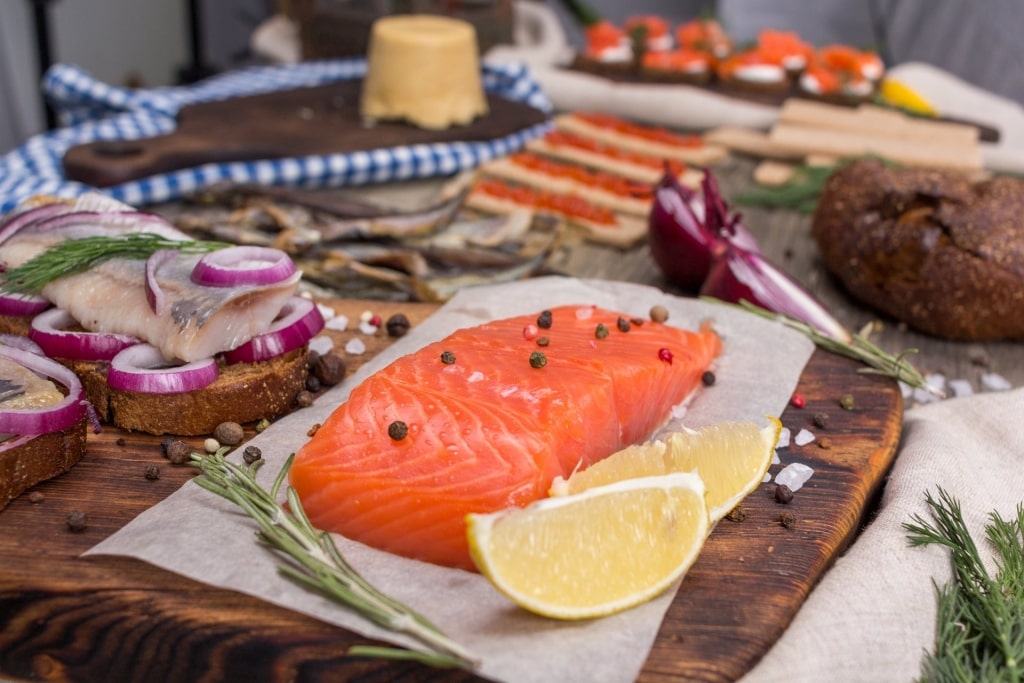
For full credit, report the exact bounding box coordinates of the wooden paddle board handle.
[62,133,281,188]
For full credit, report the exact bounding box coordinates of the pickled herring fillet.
[290,305,722,571]
[0,196,299,362]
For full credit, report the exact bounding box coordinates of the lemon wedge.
[467,472,709,620]
[551,418,781,523]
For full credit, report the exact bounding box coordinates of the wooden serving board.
[0,299,902,683]
[61,80,550,188]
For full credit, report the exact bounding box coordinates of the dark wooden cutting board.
[62,80,550,188]
[0,298,902,683]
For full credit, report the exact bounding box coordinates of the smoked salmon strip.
[290,305,722,570]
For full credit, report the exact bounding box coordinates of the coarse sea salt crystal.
[948,378,974,398]
[913,373,946,404]
[793,428,815,446]
[776,427,791,449]
[775,462,814,492]
[771,450,781,465]
[325,315,349,331]
[316,303,335,320]
[981,372,1013,392]
[308,335,334,356]
[344,338,367,355]
[358,321,378,335]
[763,472,772,483]
[899,381,914,400]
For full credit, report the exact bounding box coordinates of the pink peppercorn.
[658,348,674,364]
[369,314,383,327]
[522,324,539,340]
[791,393,806,408]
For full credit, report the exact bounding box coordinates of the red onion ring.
[145,249,177,315]
[191,246,297,288]
[31,210,178,235]
[0,343,87,435]
[0,334,45,356]
[223,296,325,364]
[0,202,69,246]
[0,289,51,317]
[29,308,141,361]
[107,344,219,394]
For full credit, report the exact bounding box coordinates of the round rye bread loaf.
[811,159,1024,341]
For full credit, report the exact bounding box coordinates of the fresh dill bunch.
[0,232,228,295]
[190,449,477,671]
[904,487,1024,683]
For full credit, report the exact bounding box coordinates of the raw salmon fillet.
[290,305,722,570]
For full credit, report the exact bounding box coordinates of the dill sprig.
[904,487,1024,682]
[0,232,228,295]
[190,449,477,670]
[709,298,942,397]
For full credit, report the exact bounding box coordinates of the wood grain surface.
[61,80,549,188]
[0,297,902,683]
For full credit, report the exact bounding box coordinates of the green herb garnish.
[0,232,227,295]
[190,449,477,670]
[904,487,1024,682]
[709,298,942,397]
[735,164,839,214]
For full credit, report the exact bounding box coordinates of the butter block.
[360,14,490,130]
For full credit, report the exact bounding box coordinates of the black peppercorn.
[595,323,609,339]
[536,336,550,347]
[305,374,322,392]
[529,351,547,368]
[66,510,88,533]
[385,313,411,338]
[144,465,161,481]
[440,350,456,365]
[839,393,856,410]
[243,445,262,464]
[701,370,716,386]
[165,440,191,465]
[813,412,829,428]
[388,420,409,440]
[312,353,346,386]
[774,484,794,504]
[295,390,314,408]
[537,310,553,329]
[616,317,631,332]
[778,512,797,528]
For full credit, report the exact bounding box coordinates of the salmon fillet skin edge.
[290,305,722,570]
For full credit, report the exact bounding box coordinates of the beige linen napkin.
[741,386,1024,683]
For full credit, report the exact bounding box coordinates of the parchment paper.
[86,277,814,683]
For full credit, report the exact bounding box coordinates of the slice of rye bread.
[68,346,311,436]
[0,415,88,510]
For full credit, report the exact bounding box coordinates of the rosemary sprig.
[190,449,477,670]
[904,488,1024,682]
[708,298,943,397]
[0,232,228,295]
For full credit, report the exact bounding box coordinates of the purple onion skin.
[699,242,851,342]
[648,174,714,291]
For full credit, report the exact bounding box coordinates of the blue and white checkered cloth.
[0,60,553,215]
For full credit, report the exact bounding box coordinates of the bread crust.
[811,159,1024,341]
[0,416,88,510]
[80,347,310,436]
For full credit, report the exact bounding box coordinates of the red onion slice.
[191,246,297,287]
[223,296,325,364]
[0,334,45,356]
[107,344,218,394]
[699,243,851,342]
[0,202,69,246]
[30,308,142,361]
[0,343,87,435]
[0,289,51,317]
[145,249,177,315]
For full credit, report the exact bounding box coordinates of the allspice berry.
[213,421,245,447]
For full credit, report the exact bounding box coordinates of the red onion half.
[191,246,297,287]
[648,167,760,291]
[30,308,141,361]
[0,343,87,436]
[0,289,51,317]
[699,242,851,342]
[107,344,218,394]
[223,296,325,364]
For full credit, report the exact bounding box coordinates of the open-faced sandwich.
[0,335,89,509]
[0,193,326,436]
